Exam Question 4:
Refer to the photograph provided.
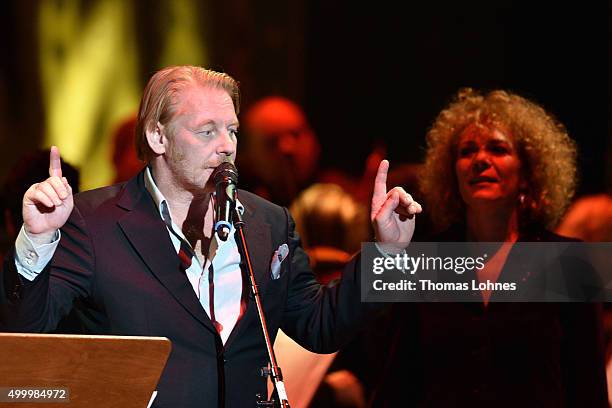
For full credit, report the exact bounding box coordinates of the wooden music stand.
[0,333,171,407]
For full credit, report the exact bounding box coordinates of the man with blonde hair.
[1,65,421,407]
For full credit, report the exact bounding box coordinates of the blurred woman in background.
[371,89,607,407]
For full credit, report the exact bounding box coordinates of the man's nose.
[217,130,236,156]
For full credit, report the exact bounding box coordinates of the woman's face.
[455,122,522,211]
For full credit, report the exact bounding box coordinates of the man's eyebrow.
[192,119,214,128]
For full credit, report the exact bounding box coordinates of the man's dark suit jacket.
[1,171,370,408]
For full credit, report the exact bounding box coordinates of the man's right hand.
[22,146,74,242]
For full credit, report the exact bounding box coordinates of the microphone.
[211,160,239,241]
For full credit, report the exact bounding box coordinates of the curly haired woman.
[371,89,607,407]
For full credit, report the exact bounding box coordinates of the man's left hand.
[370,160,422,252]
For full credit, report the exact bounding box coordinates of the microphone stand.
[232,205,291,408]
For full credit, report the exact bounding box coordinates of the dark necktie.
[161,202,225,334]
[161,202,195,271]
[208,264,223,333]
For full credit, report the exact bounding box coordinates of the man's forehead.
[173,84,237,120]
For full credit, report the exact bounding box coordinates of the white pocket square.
[270,244,289,280]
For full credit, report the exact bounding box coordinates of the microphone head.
[211,161,238,185]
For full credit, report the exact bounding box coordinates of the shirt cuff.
[374,242,408,274]
[374,241,407,258]
[15,225,60,281]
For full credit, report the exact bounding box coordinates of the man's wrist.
[374,241,406,257]
[23,227,59,246]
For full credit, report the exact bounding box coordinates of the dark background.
[1,2,610,195]
[302,3,609,195]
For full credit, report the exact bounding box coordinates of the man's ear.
[145,122,168,155]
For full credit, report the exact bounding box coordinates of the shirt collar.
[144,166,245,221]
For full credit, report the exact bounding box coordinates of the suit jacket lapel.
[243,209,272,296]
[116,173,217,334]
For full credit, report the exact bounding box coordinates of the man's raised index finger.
[49,146,63,178]
[373,159,389,200]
